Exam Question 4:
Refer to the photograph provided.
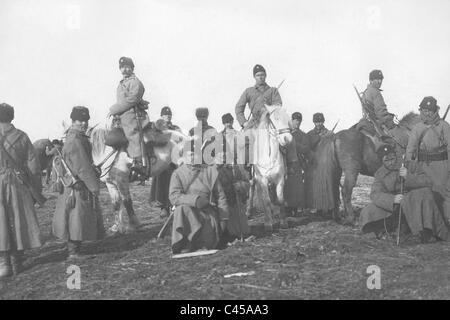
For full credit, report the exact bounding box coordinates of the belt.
[417,150,448,162]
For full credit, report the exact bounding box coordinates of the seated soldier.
[109,57,150,181]
[45,139,63,157]
[359,145,449,243]
[169,152,229,254]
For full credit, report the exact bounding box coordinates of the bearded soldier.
[0,103,42,278]
[360,145,449,243]
[406,96,450,225]
[150,106,181,218]
[52,106,104,260]
[235,64,282,130]
[109,57,150,181]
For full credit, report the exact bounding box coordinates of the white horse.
[237,104,293,232]
[90,125,188,233]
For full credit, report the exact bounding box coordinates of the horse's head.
[264,104,293,147]
[89,126,108,160]
[397,112,420,131]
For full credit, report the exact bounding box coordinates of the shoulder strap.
[183,169,202,193]
[417,126,433,150]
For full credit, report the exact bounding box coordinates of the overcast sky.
[1,0,449,141]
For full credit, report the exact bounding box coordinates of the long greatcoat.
[406,118,450,221]
[359,164,449,240]
[52,127,104,241]
[0,123,42,251]
[169,164,229,252]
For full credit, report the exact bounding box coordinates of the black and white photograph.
[0,0,449,306]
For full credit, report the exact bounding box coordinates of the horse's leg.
[116,170,141,231]
[276,179,288,229]
[105,181,124,233]
[341,170,358,224]
[256,175,274,233]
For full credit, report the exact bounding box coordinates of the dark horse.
[309,112,420,224]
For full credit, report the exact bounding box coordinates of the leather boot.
[67,241,82,260]
[0,252,12,279]
[123,199,141,230]
[11,251,24,276]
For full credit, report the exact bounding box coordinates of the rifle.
[133,106,149,171]
[353,85,386,138]
[443,104,450,121]
[331,119,340,133]
[396,154,406,246]
[0,136,47,205]
[54,148,80,188]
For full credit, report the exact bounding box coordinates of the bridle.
[267,107,291,140]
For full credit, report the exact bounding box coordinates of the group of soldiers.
[1,57,449,278]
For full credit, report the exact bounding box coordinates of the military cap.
[313,112,325,123]
[70,106,90,122]
[291,112,302,121]
[195,107,209,119]
[0,103,14,123]
[119,56,134,69]
[419,96,439,112]
[369,69,384,81]
[161,106,172,116]
[378,144,396,158]
[253,64,266,76]
[221,113,234,124]
[51,139,62,145]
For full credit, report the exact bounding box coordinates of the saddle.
[353,118,395,153]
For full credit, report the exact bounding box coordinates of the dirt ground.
[0,175,449,300]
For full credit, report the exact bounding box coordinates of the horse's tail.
[306,135,341,211]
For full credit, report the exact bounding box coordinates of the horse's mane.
[398,112,420,130]
[90,127,107,158]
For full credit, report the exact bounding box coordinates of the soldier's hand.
[195,196,210,209]
[72,181,84,191]
[399,167,407,177]
[394,194,403,204]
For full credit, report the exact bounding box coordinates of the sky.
[1,0,450,142]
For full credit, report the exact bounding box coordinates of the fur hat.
[369,69,384,81]
[313,112,325,123]
[291,112,302,121]
[221,113,234,124]
[70,106,90,122]
[119,56,134,69]
[0,103,14,123]
[419,96,439,112]
[160,106,172,116]
[378,144,396,158]
[253,64,266,76]
[195,107,209,119]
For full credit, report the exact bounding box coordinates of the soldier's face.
[292,119,301,129]
[162,115,172,122]
[383,154,398,170]
[224,121,233,129]
[73,120,89,132]
[254,72,266,85]
[372,79,383,89]
[120,65,133,77]
[314,122,324,130]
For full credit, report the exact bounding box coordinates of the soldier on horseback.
[109,56,150,182]
[355,69,405,153]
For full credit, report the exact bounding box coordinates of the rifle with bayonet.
[0,138,47,206]
[353,85,386,138]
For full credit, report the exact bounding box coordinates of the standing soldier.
[406,96,450,225]
[188,108,217,164]
[0,103,42,278]
[150,106,181,218]
[220,113,237,164]
[307,113,330,149]
[285,112,311,216]
[109,57,150,181]
[235,64,282,130]
[52,106,104,260]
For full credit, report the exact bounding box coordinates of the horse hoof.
[280,220,289,229]
[129,215,142,229]
[342,216,355,226]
